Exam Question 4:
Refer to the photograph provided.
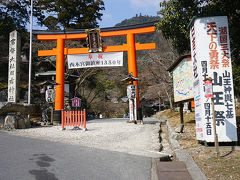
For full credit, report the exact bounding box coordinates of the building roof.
[35,71,56,77]
[167,54,191,72]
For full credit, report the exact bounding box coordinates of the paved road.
[0,131,152,180]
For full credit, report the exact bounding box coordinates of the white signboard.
[8,30,20,103]
[190,16,237,142]
[129,98,137,121]
[172,57,194,102]
[45,89,55,103]
[127,85,136,99]
[67,52,123,69]
[72,97,81,107]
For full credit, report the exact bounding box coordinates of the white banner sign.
[45,89,55,103]
[190,16,237,142]
[67,52,123,69]
[8,30,20,103]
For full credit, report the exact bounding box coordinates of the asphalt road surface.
[0,131,152,180]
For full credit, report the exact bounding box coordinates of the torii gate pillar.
[127,33,140,107]
[55,38,65,110]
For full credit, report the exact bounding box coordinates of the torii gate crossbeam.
[33,22,156,118]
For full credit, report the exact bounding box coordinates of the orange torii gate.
[33,22,156,117]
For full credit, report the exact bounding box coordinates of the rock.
[25,119,31,128]
[0,90,7,102]
[4,115,16,129]
[0,115,5,127]
[16,114,31,129]
[159,155,173,161]
[171,132,182,140]
[4,114,31,129]
[30,121,41,127]
[159,143,163,151]
[16,118,26,129]
[174,107,180,112]
[0,102,6,109]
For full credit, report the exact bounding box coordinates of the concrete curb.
[166,120,207,180]
[151,158,158,180]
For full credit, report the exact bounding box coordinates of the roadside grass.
[156,109,240,180]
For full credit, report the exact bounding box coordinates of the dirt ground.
[156,108,240,180]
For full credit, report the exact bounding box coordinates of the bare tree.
[137,31,179,109]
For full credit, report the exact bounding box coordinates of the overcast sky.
[98,0,161,27]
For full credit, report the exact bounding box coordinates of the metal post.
[28,0,33,105]
[50,105,53,125]
[211,97,220,157]
[180,103,184,133]
[134,98,137,121]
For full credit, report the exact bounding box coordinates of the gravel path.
[3,118,167,158]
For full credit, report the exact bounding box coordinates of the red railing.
[61,109,86,130]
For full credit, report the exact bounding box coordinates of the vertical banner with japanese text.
[190,16,237,142]
[8,30,20,103]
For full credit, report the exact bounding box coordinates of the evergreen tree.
[34,0,105,29]
[157,0,240,94]
[0,0,31,58]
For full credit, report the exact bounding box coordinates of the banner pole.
[211,97,220,157]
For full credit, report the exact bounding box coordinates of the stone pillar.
[8,30,21,103]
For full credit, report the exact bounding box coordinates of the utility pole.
[28,0,33,105]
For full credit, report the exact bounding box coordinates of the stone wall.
[3,113,30,129]
[0,102,37,129]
